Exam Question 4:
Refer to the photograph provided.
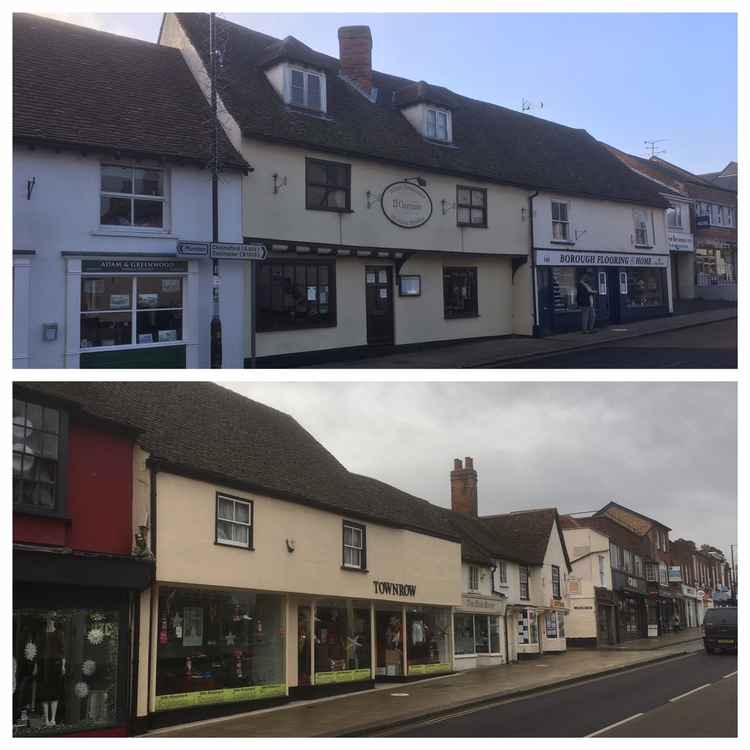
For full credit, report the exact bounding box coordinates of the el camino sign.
[381,181,432,229]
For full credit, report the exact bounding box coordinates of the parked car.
[703,606,737,653]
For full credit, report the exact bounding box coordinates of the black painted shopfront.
[612,571,648,641]
[535,250,671,335]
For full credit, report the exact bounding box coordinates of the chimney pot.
[465,457,473,469]
[454,458,462,470]
[338,25,372,95]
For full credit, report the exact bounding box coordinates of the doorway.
[298,605,312,687]
[365,267,394,346]
[375,608,404,677]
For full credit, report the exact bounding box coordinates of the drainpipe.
[528,191,540,336]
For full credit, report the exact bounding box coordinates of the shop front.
[63,257,200,368]
[453,593,506,670]
[695,239,737,301]
[13,549,153,737]
[595,587,618,646]
[534,250,671,335]
[153,585,286,715]
[647,585,676,636]
[514,606,541,657]
[540,601,568,653]
[612,570,647,641]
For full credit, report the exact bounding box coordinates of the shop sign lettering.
[82,259,188,274]
[154,683,286,711]
[381,181,433,229]
[373,580,416,597]
[535,250,669,268]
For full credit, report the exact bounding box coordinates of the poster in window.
[598,271,607,295]
[139,293,159,308]
[158,329,177,342]
[138,333,154,344]
[378,270,388,284]
[366,272,376,285]
[161,279,180,293]
[379,288,388,299]
[619,271,628,295]
[307,286,317,302]
[183,607,204,646]
[319,288,329,305]
[110,294,130,310]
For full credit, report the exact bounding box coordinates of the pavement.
[387,650,736,737]
[318,304,736,369]
[596,627,704,651]
[146,636,706,737]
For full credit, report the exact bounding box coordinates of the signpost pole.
[209,12,222,369]
[250,259,257,368]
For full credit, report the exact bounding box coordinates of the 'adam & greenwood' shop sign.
[373,580,417,597]
[535,250,669,268]
[381,181,433,229]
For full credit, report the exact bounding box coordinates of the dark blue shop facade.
[534,250,671,336]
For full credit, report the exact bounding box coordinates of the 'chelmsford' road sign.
[210,243,268,260]
[176,241,210,257]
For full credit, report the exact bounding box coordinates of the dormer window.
[426,107,450,142]
[289,67,323,111]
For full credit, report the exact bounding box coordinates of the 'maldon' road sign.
[176,241,210,257]
[210,243,268,260]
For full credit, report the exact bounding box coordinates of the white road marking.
[390,693,410,697]
[669,683,711,702]
[723,671,738,679]
[586,713,644,737]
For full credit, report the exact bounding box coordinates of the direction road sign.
[177,241,210,257]
[210,243,268,260]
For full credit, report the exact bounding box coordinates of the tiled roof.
[17,382,459,543]
[171,13,670,208]
[594,501,670,535]
[13,14,248,171]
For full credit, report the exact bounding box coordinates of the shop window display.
[13,607,120,736]
[625,269,665,308]
[454,613,502,656]
[376,609,404,677]
[551,267,595,312]
[155,587,285,711]
[314,599,371,684]
[406,607,451,675]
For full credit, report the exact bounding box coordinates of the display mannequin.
[38,618,65,727]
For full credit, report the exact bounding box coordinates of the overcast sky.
[227,382,737,559]
[36,11,737,174]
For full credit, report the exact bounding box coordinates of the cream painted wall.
[565,597,597,639]
[154,472,463,608]
[395,254,513,345]
[511,262,534,336]
[242,139,529,255]
[563,527,611,597]
[534,192,669,256]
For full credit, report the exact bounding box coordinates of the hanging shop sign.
[668,566,683,583]
[667,232,694,253]
[81,259,188,274]
[535,250,669,268]
[210,242,268,260]
[461,595,505,614]
[381,181,433,229]
[372,580,416,597]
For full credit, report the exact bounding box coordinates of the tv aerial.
[644,139,668,158]
[521,98,544,114]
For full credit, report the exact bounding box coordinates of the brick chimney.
[450,457,478,517]
[338,26,372,95]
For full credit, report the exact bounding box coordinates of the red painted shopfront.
[13,385,154,737]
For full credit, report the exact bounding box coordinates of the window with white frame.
[343,520,366,569]
[497,560,508,585]
[634,209,650,245]
[216,493,253,548]
[469,565,480,591]
[609,542,622,570]
[634,554,643,578]
[551,565,561,599]
[667,204,684,229]
[80,274,184,349]
[454,613,502,655]
[519,565,530,600]
[623,548,633,574]
[551,201,570,240]
[425,107,450,142]
[658,562,668,586]
[100,164,166,229]
[289,68,323,110]
[645,561,657,581]
[598,555,606,586]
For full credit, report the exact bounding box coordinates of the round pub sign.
[381,181,432,229]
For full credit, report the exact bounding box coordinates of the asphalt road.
[383,651,737,738]
[499,319,737,368]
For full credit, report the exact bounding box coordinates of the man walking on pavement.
[577,273,597,334]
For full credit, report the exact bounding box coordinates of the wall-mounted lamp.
[575,229,588,241]
[272,173,287,194]
[441,199,456,216]
[26,177,36,200]
[404,176,427,187]
[366,190,381,209]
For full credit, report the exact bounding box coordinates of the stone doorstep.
[471,309,737,368]
[330,649,701,737]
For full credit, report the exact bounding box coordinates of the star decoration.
[225,632,236,646]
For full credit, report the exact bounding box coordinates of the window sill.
[215,541,255,551]
[91,229,178,240]
[550,240,576,246]
[13,506,71,522]
[634,244,654,249]
[457,224,488,230]
[305,207,354,214]
[341,565,369,573]
[445,314,480,320]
